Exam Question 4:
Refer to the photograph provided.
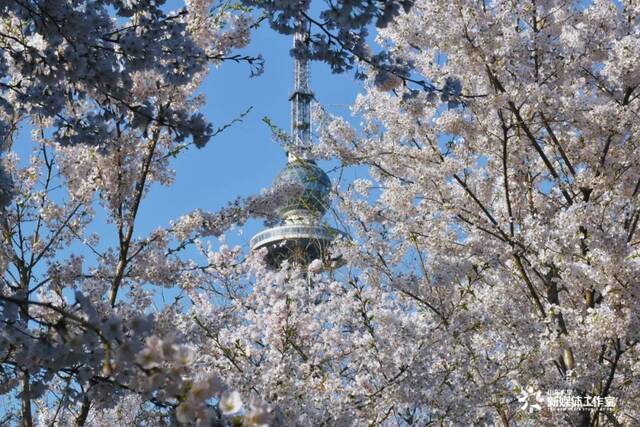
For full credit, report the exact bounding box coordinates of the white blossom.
[219,390,243,416]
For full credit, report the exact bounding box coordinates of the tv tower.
[250,18,344,269]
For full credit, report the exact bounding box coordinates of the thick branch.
[109,131,160,306]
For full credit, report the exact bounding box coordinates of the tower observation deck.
[250,18,344,269]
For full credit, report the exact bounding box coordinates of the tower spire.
[289,19,313,162]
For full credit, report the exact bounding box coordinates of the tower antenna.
[288,18,313,162]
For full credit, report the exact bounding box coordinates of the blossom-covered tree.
[305,0,637,424]
[186,0,640,425]
[2,0,639,426]
[0,0,269,424]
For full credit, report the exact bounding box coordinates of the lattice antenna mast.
[289,18,313,162]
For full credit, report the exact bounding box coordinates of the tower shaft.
[289,20,313,162]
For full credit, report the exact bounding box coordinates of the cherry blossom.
[219,390,243,416]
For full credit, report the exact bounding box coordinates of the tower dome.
[251,157,344,269]
[274,159,331,217]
